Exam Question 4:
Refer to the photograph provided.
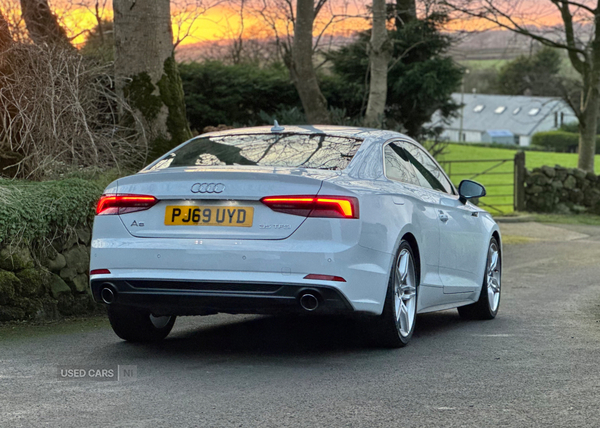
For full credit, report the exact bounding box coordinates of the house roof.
[434,93,573,136]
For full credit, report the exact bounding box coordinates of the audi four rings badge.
[191,183,225,193]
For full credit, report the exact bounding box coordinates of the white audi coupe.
[90,125,502,347]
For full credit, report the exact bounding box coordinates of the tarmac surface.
[1,221,600,427]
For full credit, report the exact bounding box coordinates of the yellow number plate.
[165,206,254,227]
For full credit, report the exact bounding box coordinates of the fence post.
[514,151,526,211]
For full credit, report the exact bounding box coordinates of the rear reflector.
[261,195,359,219]
[90,269,111,275]
[304,274,346,282]
[96,194,158,215]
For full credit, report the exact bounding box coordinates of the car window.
[144,133,363,171]
[384,144,419,186]
[400,143,454,194]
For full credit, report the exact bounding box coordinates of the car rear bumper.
[90,278,353,315]
[90,216,393,315]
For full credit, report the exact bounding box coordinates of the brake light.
[260,195,359,219]
[96,194,158,215]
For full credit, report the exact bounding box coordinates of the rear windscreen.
[145,133,363,171]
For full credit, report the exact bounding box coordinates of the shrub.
[179,61,301,131]
[531,131,600,153]
[0,178,102,247]
[0,43,146,180]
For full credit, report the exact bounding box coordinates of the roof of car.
[199,125,412,144]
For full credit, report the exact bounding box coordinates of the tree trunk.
[291,0,331,124]
[113,0,192,160]
[20,0,71,46]
[0,12,12,51]
[578,83,599,172]
[364,0,390,128]
[396,0,416,28]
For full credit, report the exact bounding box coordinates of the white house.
[431,93,577,146]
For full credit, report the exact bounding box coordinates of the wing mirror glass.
[458,180,486,204]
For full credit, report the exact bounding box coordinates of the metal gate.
[438,152,525,214]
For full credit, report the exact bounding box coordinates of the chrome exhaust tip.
[100,286,116,305]
[299,293,319,311]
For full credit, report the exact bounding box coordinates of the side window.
[384,144,419,186]
[401,143,454,194]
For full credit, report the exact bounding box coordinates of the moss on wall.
[0,178,101,247]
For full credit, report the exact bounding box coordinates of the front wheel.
[108,306,176,342]
[373,240,419,348]
[458,237,501,320]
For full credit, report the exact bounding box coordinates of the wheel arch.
[401,232,421,286]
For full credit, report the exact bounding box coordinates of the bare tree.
[444,0,600,172]
[113,0,192,159]
[0,10,11,50]
[171,0,223,49]
[20,0,71,46]
[291,0,331,123]
[253,0,366,123]
[364,0,390,128]
[0,0,27,42]
[0,43,146,179]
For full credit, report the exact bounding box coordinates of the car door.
[383,142,444,307]
[400,142,486,294]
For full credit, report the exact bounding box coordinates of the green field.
[437,144,600,214]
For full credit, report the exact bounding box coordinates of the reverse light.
[96,194,158,215]
[304,274,346,282]
[90,269,111,275]
[260,195,359,219]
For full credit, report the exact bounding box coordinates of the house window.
[473,105,485,113]
[495,106,506,114]
[528,108,540,116]
[513,107,521,115]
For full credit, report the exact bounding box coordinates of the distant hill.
[449,30,540,61]
[174,29,564,64]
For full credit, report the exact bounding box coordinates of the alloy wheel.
[394,249,417,337]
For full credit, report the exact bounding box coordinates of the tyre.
[373,240,419,348]
[107,306,176,342]
[458,237,501,320]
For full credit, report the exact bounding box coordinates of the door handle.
[438,211,449,223]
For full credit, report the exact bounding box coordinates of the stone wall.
[524,166,600,214]
[0,227,100,322]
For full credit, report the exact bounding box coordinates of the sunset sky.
[2,0,591,48]
[51,0,370,47]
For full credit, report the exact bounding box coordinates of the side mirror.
[458,180,486,204]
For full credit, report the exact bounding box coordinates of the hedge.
[0,178,102,246]
[179,62,301,132]
[531,131,600,153]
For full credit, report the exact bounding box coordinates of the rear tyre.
[107,306,176,342]
[373,240,418,348]
[458,237,501,320]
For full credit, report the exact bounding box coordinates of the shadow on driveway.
[103,310,472,359]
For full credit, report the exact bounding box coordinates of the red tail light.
[260,195,359,219]
[96,194,158,215]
